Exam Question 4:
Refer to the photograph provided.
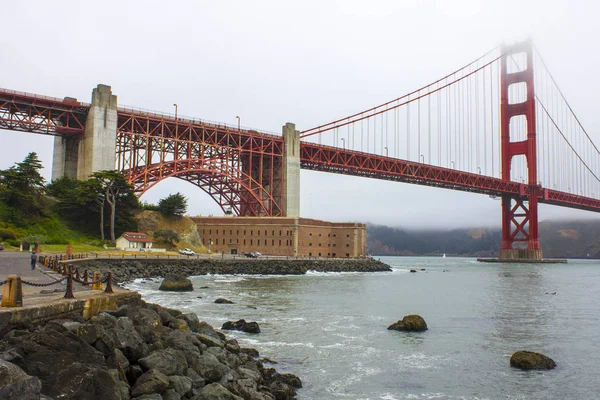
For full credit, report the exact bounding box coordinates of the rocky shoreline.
[0,258,390,398]
[0,299,302,400]
[66,258,392,284]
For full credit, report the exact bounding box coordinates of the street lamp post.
[340,138,345,150]
[451,160,455,169]
[236,116,240,131]
[173,104,178,120]
[420,154,424,163]
[384,146,388,157]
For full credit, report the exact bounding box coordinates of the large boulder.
[191,382,243,400]
[221,320,261,334]
[138,348,188,376]
[0,359,41,400]
[388,314,428,332]
[159,273,194,292]
[49,363,123,400]
[214,298,234,304]
[510,351,556,370]
[169,375,193,397]
[115,305,166,344]
[192,353,230,383]
[131,369,170,397]
[10,322,108,399]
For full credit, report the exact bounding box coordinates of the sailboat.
[442,253,447,259]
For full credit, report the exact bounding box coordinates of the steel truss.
[0,89,87,135]
[116,111,284,216]
[2,87,600,219]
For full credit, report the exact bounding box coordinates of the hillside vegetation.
[367,219,600,258]
[0,153,206,253]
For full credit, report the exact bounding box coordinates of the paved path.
[0,251,78,295]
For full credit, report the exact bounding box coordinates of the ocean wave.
[305,270,365,276]
[237,338,314,348]
[396,353,449,370]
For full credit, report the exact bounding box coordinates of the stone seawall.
[66,258,392,283]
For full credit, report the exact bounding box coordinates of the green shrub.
[0,228,16,241]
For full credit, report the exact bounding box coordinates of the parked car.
[245,251,261,258]
[0,243,4,251]
[179,248,195,256]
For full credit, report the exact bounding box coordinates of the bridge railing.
[117,104,281,138]
[0,87,91,107]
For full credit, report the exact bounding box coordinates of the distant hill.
[367,219,600,258]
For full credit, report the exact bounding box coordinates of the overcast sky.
[2,0,600,229]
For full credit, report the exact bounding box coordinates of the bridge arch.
[125,158,281,217]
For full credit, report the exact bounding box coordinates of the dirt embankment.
[135,210,206,252]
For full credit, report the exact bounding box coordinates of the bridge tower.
[52,84,117,180]
[499,41,543,260]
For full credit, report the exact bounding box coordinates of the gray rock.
[193,353,230,383]
[186,368,206,389]
[510,350,556,370]
[106,348,131,371]
[214,298,234,304]
[169,375,193,396]
[387,314,428,332]
[238,367,261,382]
[206,347,241,370]
[61,321,82,333]
[0,359,41,400]
[116,317,148,362]
[221,320,260,334]
[114,378,131,400]
[50,363,123,400]
[117,306,165,344]
[159,273,194,292]
[177,313,201,332]
[190,382,243,400]
[168,319,190,331]
[133,394,162,400]
[15,323,106,397]
[225,339,240,354]
[195,333,225,348]
[139,348,187,376]
[195,322,221,341]
[131,369,170,397]
[159,330,204,368]
[162,389,182,400]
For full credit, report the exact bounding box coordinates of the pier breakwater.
[63,258,392,283]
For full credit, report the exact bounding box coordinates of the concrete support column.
[77,84,118,180]
[52,136,80,179]
[282,122,300,217]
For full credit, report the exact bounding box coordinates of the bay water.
[125,256,600,399]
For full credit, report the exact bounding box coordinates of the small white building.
[116,232,154,250]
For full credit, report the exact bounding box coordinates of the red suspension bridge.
[1,40,598,260]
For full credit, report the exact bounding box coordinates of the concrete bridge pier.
[282,122,300,217]
[52,84,118,181]
[52,135,80,179]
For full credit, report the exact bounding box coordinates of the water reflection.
[489,264,555,345]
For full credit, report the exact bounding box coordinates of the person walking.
[30,250,37,270]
